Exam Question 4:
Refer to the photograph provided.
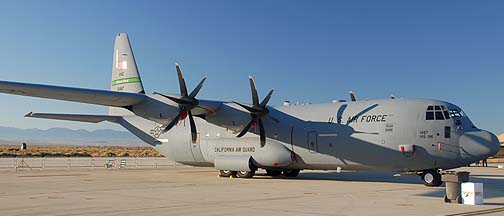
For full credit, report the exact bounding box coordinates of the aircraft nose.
[459,130,500,161]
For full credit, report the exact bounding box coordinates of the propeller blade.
[237,118,256,137]
[349,90,357,102]
[189,77,207,98]
[233,101,262,113]
[260,89,274,107]
[188,110,198,143]
[155,92,189,105]
[354,131,379,135]
[346,104,379,126]
[176,64,189,97]
[248,76,259,106]
[163,111,182,133]
[258,118,266,147]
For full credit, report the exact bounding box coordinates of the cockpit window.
[426,111,434,120]
[441,106,450,119]
[426,105,450,121]
[449,109,464,118]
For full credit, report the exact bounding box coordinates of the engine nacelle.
[214,155,253,171]
[212,138,294,170]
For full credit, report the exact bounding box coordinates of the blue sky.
[0,1,503,134]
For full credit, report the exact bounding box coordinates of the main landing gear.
[218,169,301,178]
[219,170,256,178]
[219,170,236,178]
[420,169,443,187]
[281,169,300,177]
[265,169,300,177]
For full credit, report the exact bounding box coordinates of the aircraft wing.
[25,112,162,145]
[24,112,120,123]
[0,80,148,107]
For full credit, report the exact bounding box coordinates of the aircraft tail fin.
[110,33,145,116]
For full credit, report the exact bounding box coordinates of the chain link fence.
[0,157,183,170]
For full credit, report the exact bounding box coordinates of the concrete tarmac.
[0,164,503,216]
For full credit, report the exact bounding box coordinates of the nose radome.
[459,130,500,160]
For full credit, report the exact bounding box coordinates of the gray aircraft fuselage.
[132,95,499,173]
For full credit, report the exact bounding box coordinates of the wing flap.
[25,112,161,145]
[0,80,147,107]
[25,112,120,123]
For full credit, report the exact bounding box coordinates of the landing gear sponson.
[218,169,301,178]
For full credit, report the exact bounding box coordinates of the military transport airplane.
[0,33,499,186]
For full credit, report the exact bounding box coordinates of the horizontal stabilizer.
[0,80,148,107]
[25,112,120,123]
[25,112,161,145]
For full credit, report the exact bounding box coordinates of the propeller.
[234,76,279,147]
[349,90,357,102]
[154,64,206,143]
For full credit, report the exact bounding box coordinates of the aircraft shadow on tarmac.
[415,174,504,201]
[254,171,421,184]
[254,171,504,201]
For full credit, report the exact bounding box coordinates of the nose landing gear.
[420,169,442,187]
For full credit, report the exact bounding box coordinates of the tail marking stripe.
[112,77,142,86]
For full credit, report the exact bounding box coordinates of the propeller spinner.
[234,76,279,147]
[154,64,206,143]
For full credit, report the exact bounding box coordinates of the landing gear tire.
[219,170,237,178]
[421,169,442,187]
[236,170,256,178]
[457,196,463,204]
[283,169,300,177]
[265,169,282,176]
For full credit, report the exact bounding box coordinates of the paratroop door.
[307,131,318,153]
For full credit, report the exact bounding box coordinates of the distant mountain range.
[0,126,144,146]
